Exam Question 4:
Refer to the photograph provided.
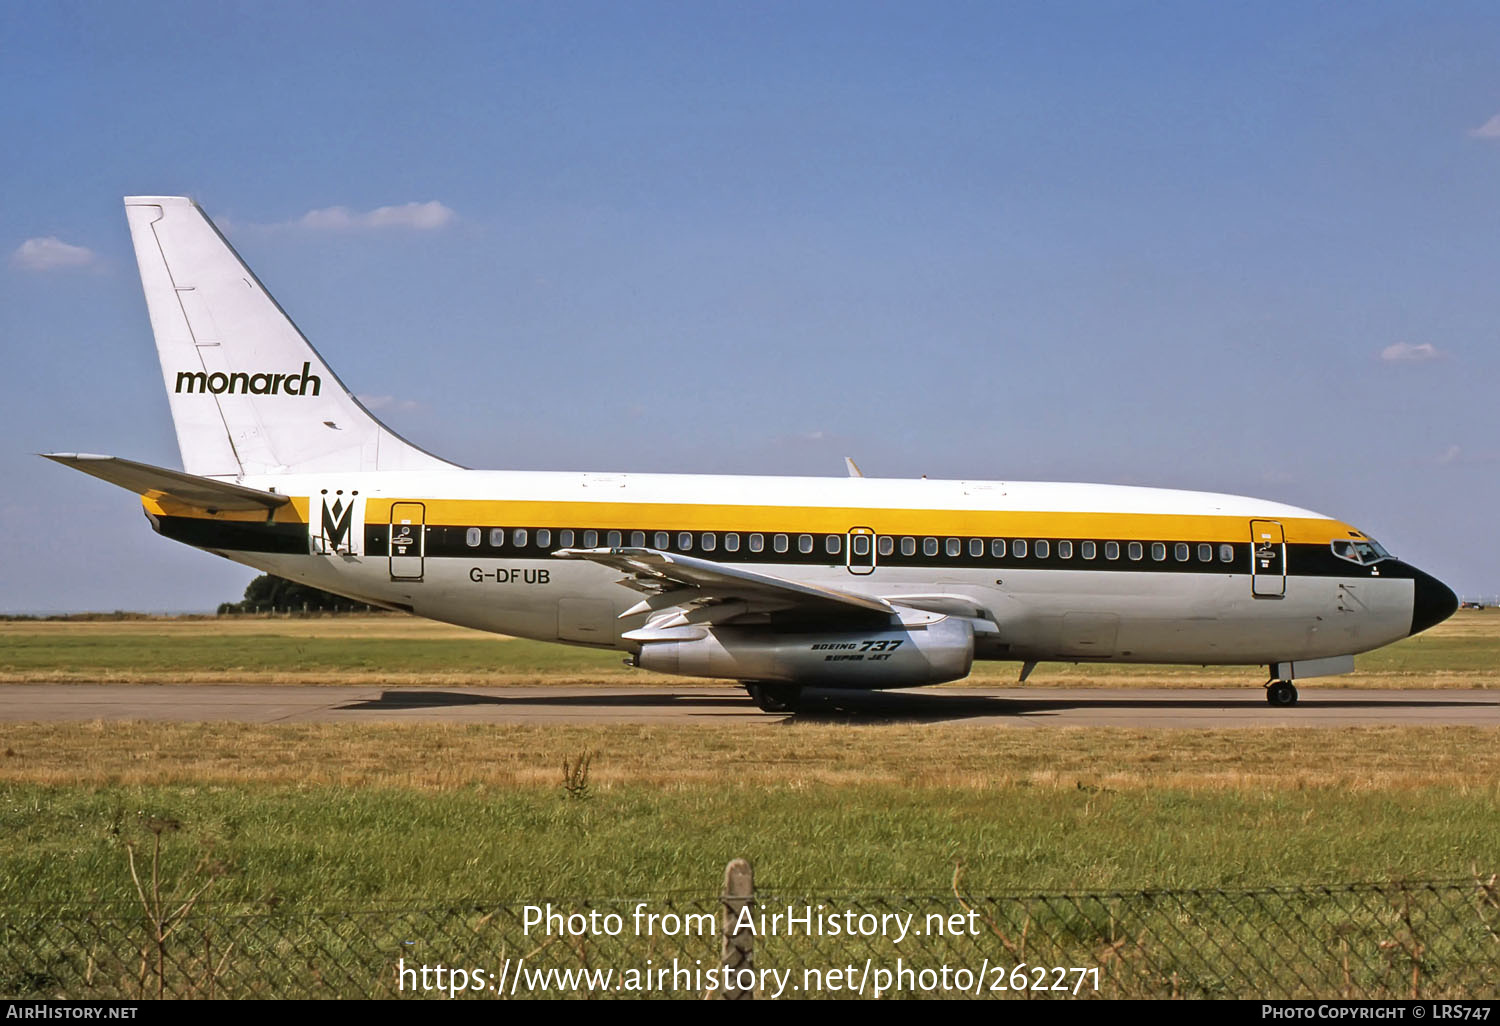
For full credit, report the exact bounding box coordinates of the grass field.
[2,607,1496,687]
[2,613,1497,924]
[2,722,1498,902]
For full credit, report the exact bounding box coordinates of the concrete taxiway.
[1,683,1497,727]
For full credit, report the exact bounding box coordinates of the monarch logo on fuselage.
[321,495,354,551]
[175,361,322,396]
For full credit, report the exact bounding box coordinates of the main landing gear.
[1265,680,1299,706]
[744,682,803,713]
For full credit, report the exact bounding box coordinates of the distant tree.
[218,574,374,614]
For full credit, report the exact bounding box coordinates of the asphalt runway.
[2,683,1498,727]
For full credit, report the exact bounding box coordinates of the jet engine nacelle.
[635,617,974,688]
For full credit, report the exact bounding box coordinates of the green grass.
[4,783,1497,908]
[3,609,1497,685]
[0,633,625,678]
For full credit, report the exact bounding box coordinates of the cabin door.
[1250,519,1286,598]
[389,502,426,581]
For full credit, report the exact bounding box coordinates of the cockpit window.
[1331,538,1391,565]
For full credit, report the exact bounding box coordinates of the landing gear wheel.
[1266,680,1298,706]
[744,682,803,713]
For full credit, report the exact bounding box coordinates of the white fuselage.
[149,468,1423,677]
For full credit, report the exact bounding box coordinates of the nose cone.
[1409,566,1458,636]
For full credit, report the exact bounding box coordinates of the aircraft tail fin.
[123,196,456,477]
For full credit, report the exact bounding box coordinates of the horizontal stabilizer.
[41,453,290,512]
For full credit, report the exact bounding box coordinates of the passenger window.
[1151,542,1166,561]
[583,530,598,548]
[630,531,645,547]
[513,528,528,547]
[655,531,670,549]
[1175,543,1189,561]
[773,534,789,553]
[923,537,938,557]
[1081,541,1096,559]
[1014,539,1028,558]
[678,532,693,550]
[901,537,916,556]
[991,539,1006,558]
[701,533,716,551]
[969,538,984,557]
[606,530,621,547]
[877,536,894,557]
[490,528,505,547]
[724,533,740,552]
[1105,541,1119,560]
[1219,543,1234,563]
[536,529,551,548]
[946,537,961,557]
[465,527,482,548]
[1035,539,1050,559]
[798,534,813,554]
[1058,540,1073,558]
[1198,543,1212,562]
[749,533,764,553]
[826,535,841,554]
[1128,542,1143,560]
[559,529,575,548]
[853,535,871,556]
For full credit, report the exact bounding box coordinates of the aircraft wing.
[41,453,290,513]
[553,547,894,630]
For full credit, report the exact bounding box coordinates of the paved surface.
[1,683,1498,727]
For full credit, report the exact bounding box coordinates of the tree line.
[218,574,374,614]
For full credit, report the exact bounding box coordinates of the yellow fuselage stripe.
[146,495,1357,545]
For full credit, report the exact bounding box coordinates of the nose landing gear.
[1265,679,1299,706]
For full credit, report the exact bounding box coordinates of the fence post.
[720,858,754,999]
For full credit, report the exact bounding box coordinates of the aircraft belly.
[201,548,1416,668]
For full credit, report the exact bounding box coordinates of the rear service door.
[1250,519,1285,598]
[389,502,426,581]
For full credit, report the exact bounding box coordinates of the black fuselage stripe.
[360,524,1410,580]
[149,515,1406,580]
[152,514,307,554]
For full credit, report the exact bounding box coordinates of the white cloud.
[1379,342,1443,363]
[1469,114,1500,140]
[1433,444,1500,467]
[10,236,97,271]
[294,201,455,231]
[357,394,424,413]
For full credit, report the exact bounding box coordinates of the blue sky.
[2,1,1498,612]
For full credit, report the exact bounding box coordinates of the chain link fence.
[3,875,1497,999]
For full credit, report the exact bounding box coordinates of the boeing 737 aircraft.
[45,196,1457,711]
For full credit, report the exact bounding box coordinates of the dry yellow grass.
[2,721,1497,794]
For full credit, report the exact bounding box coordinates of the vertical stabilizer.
[123,196,455,476]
